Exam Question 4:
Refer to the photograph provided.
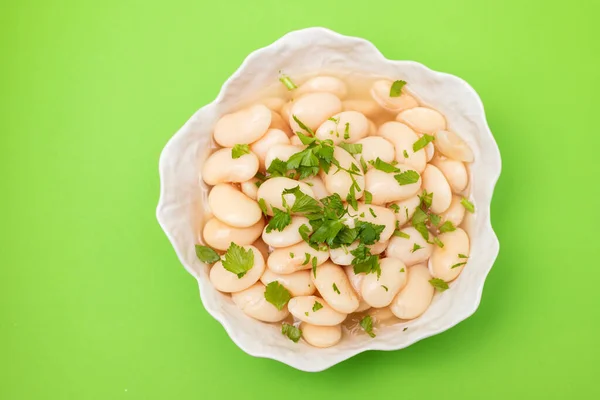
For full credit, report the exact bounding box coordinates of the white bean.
[231,282,289,322]
[370,240,389,255]
[369,306,396,322]
[209,245,265,293]
[208,184,262,228]
[250,129,291,169]
[367,119,377,136]
[323,147,365,200]
[371,79,419,112]
[425,141,435,161]
[396,107,446,133]
[202,148,259,186]
[262,216,310,248]
[434,130,474,162]
[429,228,470,282]
[289,135,302,146]
[260,269,315,297]
[355,203,396,242]
[261,97,285,113]
[289,92,342,132]
[267,241,329,274]
[377,121,427,173]
[252,237,270,261]
[269,110,292,136]
[214,104,271,147]
[361,257,407,308]
[301,175,330,199]
[202,217,264,251]
[240,178,259,200]
[344,266,370,312]
[281,101,292,122]
[329,241,359,266]
[301,323,342,348]
[256,177,315,216]
[264,144,303,171]
[354,136,395,167]
[288,296,347,326]
[342,99,382,119]
[296,76,348,98]
[315,111,369,144]
[364,168,421,205]
[390,264,434,319]
[386,227,433,266]
[390,194,421,227]
[431,155,468,193]
[440,195,466,227]
[311,261,359,314]
[422,164,452,214]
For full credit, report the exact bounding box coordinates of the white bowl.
[156,27,501,372]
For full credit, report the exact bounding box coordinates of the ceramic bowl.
[156,27,501,372]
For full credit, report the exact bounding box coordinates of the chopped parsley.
[403,150,409,158]
[343,122,350,139]
[312,301,323,312]
[338,142,363,155]
[394,170,420,185]
[360,315,376,337]
[389,203,400,213]
[439,221,456,233]
[265,207,292,233]
[412,134,435,152]
[231,144,251,159]
[281,323,302,342]
[221,243,254,278]
[458,254,469,259]
[332,283,341,294]
[393,230,410,239]
[369,157,400,173]
[411,243,423,253]
[264,281,291,310]
[389,80,407,97]
[451,262,467,269]
[368,207,377,218]
[195,245,220,264]
[279,75,297,90]
[364,190,373,204]
[429,278,449,292]
[381,285,389,292]
[461,198,475,213]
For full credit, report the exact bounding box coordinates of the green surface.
[2,0,599,398]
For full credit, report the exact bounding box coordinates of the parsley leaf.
[283,186,322,214]
[369,157,400,173]
[451,262,467,269]
[339,142,363,155]
[360,315,376,337]
[312,256,317,277]
[332,283,341,294]
[389,80,407,97]
[292,115,314,135]
[281,323,302,342]
[368,207,377,218]
[412,134,435,152]
[221,243,254,278]
[359,156,368,171]
[411,243,423,253]
[266,207,292,233]
[302,252,311,265]
[411,208,430,240]
[346,184,358,211]
[393,230,410,239]
[364,190,373,204]
[458,254,469,259]
[257,198,269,216]
[355,221,385,245]
[266,158,288,177]
[461,198,475,213]
[351,244,381,276]
[389,203,400,213]
[195,245,220,263]
[279,75,297,90]
[403,150,409,158]
[429,213,441,226]
[264,281,291,310]
[312,301,323,312]
[419,191,433,208]
[429,278,449,292]
[343,122,350,139]
[433,237,444,248]
[439,221,456,233]
[231,144,250,159]
[395,170,420,185]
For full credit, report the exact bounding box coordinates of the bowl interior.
[157,28,501,371]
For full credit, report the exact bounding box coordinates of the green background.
[2,0,599,398]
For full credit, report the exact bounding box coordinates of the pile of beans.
[198,75,474,348]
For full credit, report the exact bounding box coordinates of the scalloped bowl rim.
[156,27,501,372]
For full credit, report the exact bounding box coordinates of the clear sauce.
[200,71,474,343]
